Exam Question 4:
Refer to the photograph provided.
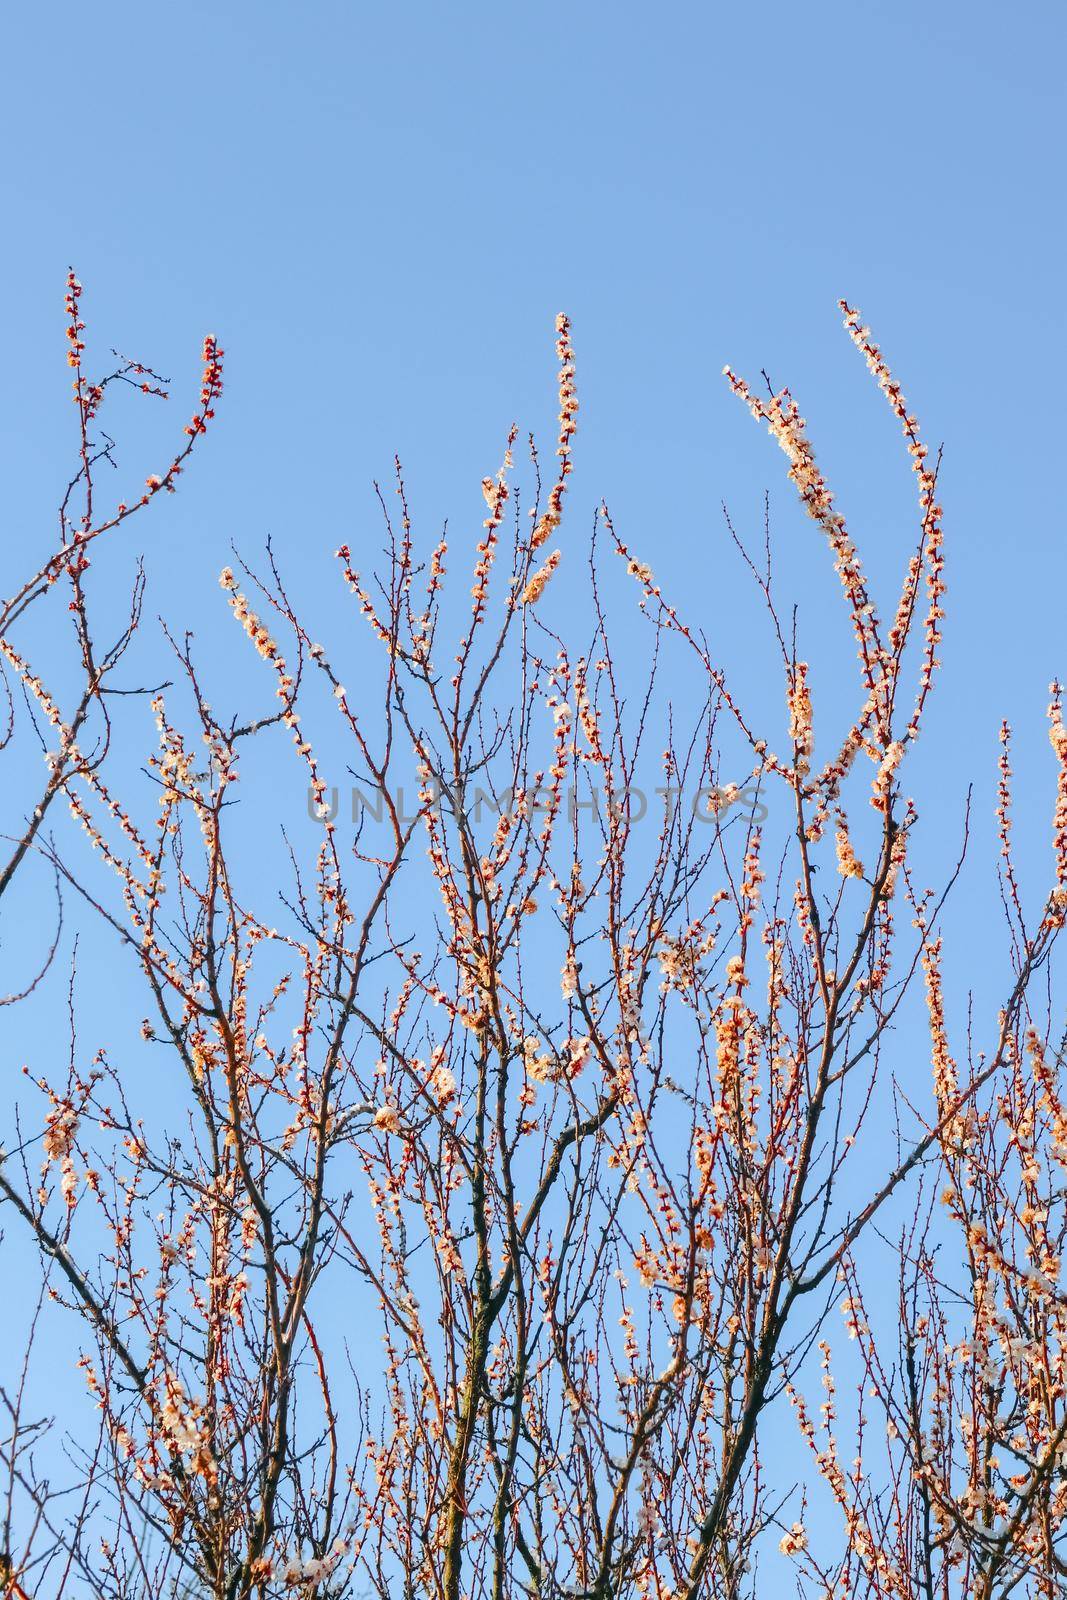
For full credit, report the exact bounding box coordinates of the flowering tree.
[2,286,1065,1600]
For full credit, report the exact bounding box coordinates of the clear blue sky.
[1,0,1064,1582]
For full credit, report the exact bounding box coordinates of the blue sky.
[2,0,1065,1584]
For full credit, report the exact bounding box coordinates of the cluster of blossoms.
[787,660,814,759]
[41,1094,81,1207]
[833,811,864,879]
[656,918,717,997]
[839,300,946,743]
[470,452,512,619]
[521,1033,591,1086]
[722,364,884,699]
[778,1521,808,1557]
[1048,681,1067,897]
[140,332,224,503]
[249,1538,349,1589]
[626,555,654,587]
[530,313,577,550]
[521,546,561,604]
[64,270,86,368]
